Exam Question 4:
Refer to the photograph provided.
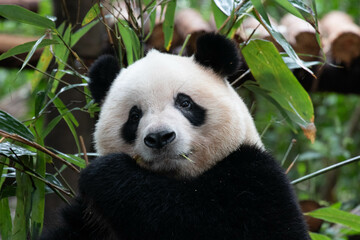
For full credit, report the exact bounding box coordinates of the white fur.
[94,50,263,177]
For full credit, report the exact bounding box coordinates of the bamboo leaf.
[288,0,316,26]
[52,150,86,169]
[31,139,46,239]
[0,159,8,188]
[0,142,36,158]
[306,207,360,231]
[309,232,331,240]
[47,93,80,152]
[41,108,80,139]
[143,0,157,41]
[35,91,47,117]
[213,0,237,16]
[162,0,176,51]
[18,35,46,73]
[32,46,53,89]
[0,185,16,199]
[242,40,315,141]
[250,0,313,76]
[273,0,303,19]
[0,198,12,240]
[118,20,136,65]
[0,5,55,29]
[0,110,34,141]
[211,1,228,29]
[39,83,87,116]
[82,3,101,26]
[12,169,30,239]
[72,19,99,47]
[0,39,58,61]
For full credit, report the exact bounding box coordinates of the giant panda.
[41,34,310,240]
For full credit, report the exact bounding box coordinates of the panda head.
[89,33,263,178]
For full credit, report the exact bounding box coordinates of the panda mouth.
[135,150,194,164]
[179,152,194,163]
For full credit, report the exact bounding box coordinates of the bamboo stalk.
[291,155,360,185]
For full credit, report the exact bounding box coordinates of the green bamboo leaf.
[0,142,36,158]
[242,40,315,141]
[243,81,295,131]
[162,0,177,51]
[288,0,316,26]
[39,83,87,117]
[72,19,99,47]
[143,0,157,41]
[18,35,47,73]
[32,46,53,89]
[0,39,58,61]
[307,207,360,231]
[118,20,135,65]
[250,0,313,76]
[309,232,331,240]
[53,24,72,81]
[31,138,46,239]
[52,149,86,168]
[41,108,80,139]
[0,185,16,199]
[0,159,7,188]
[0,198,12,240]
[0,110,34,141]
[274,0,316,29]
[273,0,303,20]
[82,3,101,26]
[211,1,228,29]
[12,169,31,239]
[0,5,55,29]
[213,0,236,16]
[35,91,47,117]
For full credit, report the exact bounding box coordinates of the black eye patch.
[175,93,206,126]
[121,106,142,144]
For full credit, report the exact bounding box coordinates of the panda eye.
[180,100,191,109]
[128,106,142,123]
[130,112,140,122]
[175,93,193,110]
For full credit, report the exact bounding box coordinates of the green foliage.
[242,40,315,141]
[162,0,177,51]
[308,207,360,231]
[0,1,359,239]
[0,111,34,141]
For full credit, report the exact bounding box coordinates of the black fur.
[41,145,310,240]
[195,33,241,77]
[121,106,142,144]
[88,55,120,104]
[175,93,206,126]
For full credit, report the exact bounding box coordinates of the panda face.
[94,50,263,178]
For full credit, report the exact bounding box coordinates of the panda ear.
[194,33,240,78]
[88,55,120,104]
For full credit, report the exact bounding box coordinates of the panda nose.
[144,131,176,149]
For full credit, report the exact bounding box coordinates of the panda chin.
[134,150,195,178]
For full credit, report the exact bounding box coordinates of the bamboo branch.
[0,130,80,173]
[291,155,360,185]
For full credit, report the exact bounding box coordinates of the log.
[0,0,39,12]
[0,34,41,68]
[280,14,320,61]
[174,8,213,55]
[0,34,38,53]
[299,200,323,232]
[320,11,360,65]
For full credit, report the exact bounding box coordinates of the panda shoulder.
[202,144,291,190]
